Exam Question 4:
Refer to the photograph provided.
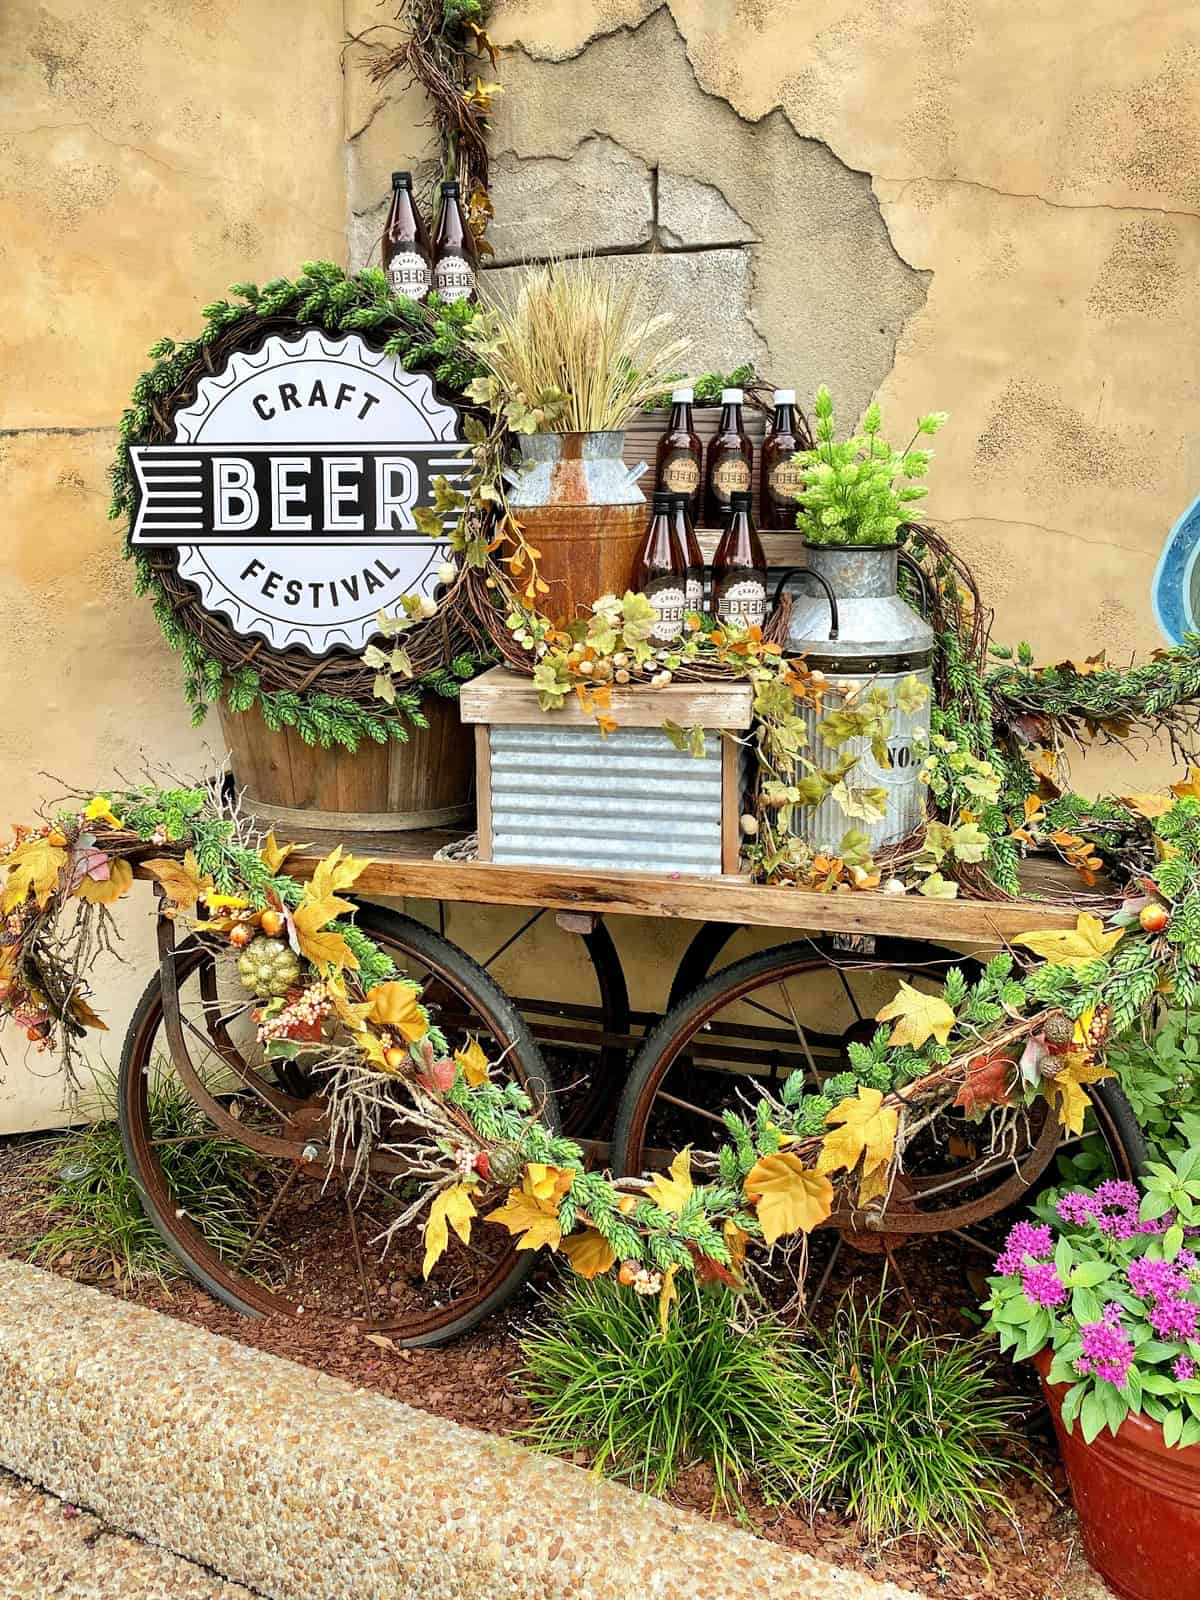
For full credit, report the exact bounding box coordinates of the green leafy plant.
[520,1273,809,1508]
[1102,1011,1200,1161]
[788,1295,1031,1549]
[30,1064,269,1285]
[792,386,947,547]
[645,364,758,410]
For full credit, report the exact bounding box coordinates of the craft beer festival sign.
[130,331,466,656]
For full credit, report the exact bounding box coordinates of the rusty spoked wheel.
[118,904,557,1346]
[613,938,1145,1250]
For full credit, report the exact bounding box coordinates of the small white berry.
[418,596,438,619]
[740,814,759,837]
[436,561,457,585]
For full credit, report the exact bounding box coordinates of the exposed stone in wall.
[487,137,654,264]
[486,248,768,376]
[657,173,756,249]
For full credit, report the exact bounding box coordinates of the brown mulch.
[0,1132,1110,1600]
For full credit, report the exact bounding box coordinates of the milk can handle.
[896,551,931,618]
[771,568,839,640]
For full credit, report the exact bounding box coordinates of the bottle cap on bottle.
[721,388,744,404]
[730,491,753,510]
[441,179,461,194]
[773,388,796,404]
[652,490,674,512]
[671,386,694,403]
[391,170,412,187]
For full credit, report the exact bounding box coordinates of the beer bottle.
[633,490,688,646]
[655,386,703,520]
[671,493,705,617]
[760,388,806,530]
[382,171,431,302]
[704,387,753,526]
[431,179,478,305]
[712,491,767,631]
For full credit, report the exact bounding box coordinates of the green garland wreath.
[109,262,494,751]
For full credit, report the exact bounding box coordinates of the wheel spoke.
[834,963,865,1021]
[655,1089,729,1128]
[343,1178,374,1322]
[230,1165,299,1271]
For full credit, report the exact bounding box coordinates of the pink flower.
[1173,1356,1196,1382]
[1056,1190,1097,1225]
[1076,1319,1135,1387]
[996,1220,1054,1276]
[1021,1261,1068,1309]
[1149,1297,1200,1341]
[1128,1256,1191,1301]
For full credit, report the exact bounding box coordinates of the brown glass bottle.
[655,387,703,520]
[760,388,806,530]
[633,490,688,646]
[382,171,432,302]
[704,387,753,527]
[712,491,767,631]
[671,493,705,616]
[431,179,478,305]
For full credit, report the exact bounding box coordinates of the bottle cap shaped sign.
[128,330,467,656]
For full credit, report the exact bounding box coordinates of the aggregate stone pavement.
[0,1468,258,1600]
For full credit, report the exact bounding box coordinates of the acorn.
[260,908,286,938]
[1140,902,1170,935]
[618,1195,639,1215]
[473,1150,492,1181]
[229,923,253,949]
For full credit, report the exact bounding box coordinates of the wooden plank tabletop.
[286,830,1095,946]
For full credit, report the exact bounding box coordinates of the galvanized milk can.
[775,544,935,854]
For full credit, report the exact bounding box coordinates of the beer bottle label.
[685,572,703,614]
[387,252,430,299]
[714,569,766,631]
[767,459,805,502]
[433,253,475,303]
[643,577,686,645]
[710,455,752,501]
[660,451,700,496]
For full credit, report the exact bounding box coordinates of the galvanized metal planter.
[459,668,754,876]
[779,543,935,855]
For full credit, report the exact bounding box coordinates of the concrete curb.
[0,1260,920,1600]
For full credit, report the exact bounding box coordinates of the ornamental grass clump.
[519,1273,811,1509]
[985,1157,1200,1448]
[792,385,947,547]
[465,256,692,434]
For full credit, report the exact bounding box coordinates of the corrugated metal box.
[459,668,755,876]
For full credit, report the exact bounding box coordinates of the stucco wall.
[2,0,1198,1130]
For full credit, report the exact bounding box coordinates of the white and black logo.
[130,330,467,656]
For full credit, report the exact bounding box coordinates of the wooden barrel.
[217,697,474,833]
[516,501,645,626]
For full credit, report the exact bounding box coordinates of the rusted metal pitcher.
[505,431,647,625]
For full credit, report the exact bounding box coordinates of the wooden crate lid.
[459,665,754,729]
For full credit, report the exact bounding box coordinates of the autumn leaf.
[422,1182,477,1278]
[643,1147,693,1214]
[326,973,372,1033]
[1171,768,1200,801]
[1,836,68,912]
[743,1152,833,1244]
[84,795,124,829]
[68,993,108,1031]
[366,981,426,1041]
[486,1184,562,1252]
[524,1163,575,1205]
[686,1243,742,1288]
[1044,1054,1115,1136]
[817,1087,899,1178]
[204,892,253,913]
[857,1161,891,1207]
[454,1036,490,1087]
[658,1264,679,1335]
[307,846,371,902]
[141,850,213,909]
[723,1219,748,1279]
[560,1227,617,1279]
[1013,913,1125,969]
[259,831,305,875]
[875,979,957,1048]
[954,1053,1012,1114]
[292,898,357,972]
[1121,792,1175,821]
[74,857,133,905]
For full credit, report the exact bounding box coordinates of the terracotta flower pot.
[1034,1347,1200,1599]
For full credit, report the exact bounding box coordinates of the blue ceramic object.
[1153,496,1200,645]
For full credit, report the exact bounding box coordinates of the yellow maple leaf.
[875,979,957,1048]
[326,973,372,1033]
[292,906,357,972]
[643,1147,693,1214]
[141,850,213,909]
[1,837,67,913]
[817,1087,899,1177]
[658,1263,679,1335]
[743,1152,833,1245]
[422,1182,477,1278]
[84,795,124,829]
[723,1219,748,1279]
[357,1030,393,1071]
[365,980,426,1041]
[1171,767,1200,801]
[307,846,371,902]
[454,1036,490,1087]
[259,831,305,875]
[1044,1054,1115,1136]
[560,1227,617,1279]
[1121,792,1176,821]
[1013,913,1125,969]
[486,1184,562,1252]
[857,1160,891,1207]
[74,857,133,905]
[523,1163,575,1204]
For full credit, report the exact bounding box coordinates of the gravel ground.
[0,1469,257,1600]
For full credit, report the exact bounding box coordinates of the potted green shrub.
[983,1159,1200,1600]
